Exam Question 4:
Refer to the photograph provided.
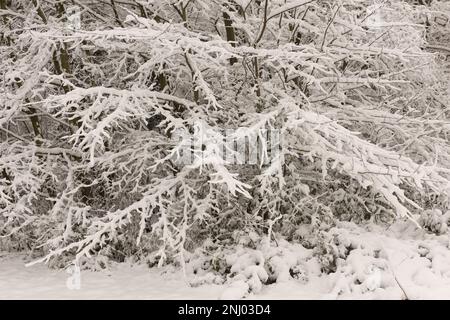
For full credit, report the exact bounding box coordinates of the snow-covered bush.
[181,233,318,299]
[418,209,449,235]
[0,0,449,276]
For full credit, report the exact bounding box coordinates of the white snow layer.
[1,219,450,300]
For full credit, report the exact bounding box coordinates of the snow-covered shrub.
[0,0,449,275]
[418,209,449,235]
[328,247,396,298]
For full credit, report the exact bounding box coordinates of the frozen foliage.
[0,0,449,295]
[176,218,450,299]
[418,209,450,235]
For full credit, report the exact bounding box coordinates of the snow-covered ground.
[0,253,224,300]
[0,253,325,300]
[1,220,450,300]
[0,253,325,299]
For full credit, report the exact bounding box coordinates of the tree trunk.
[223,11,238,65]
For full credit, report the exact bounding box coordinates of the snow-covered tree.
[0,0,449,273]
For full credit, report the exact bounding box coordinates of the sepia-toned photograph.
[0,0,449,303]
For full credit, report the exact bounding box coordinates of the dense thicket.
[0,0,449,269]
